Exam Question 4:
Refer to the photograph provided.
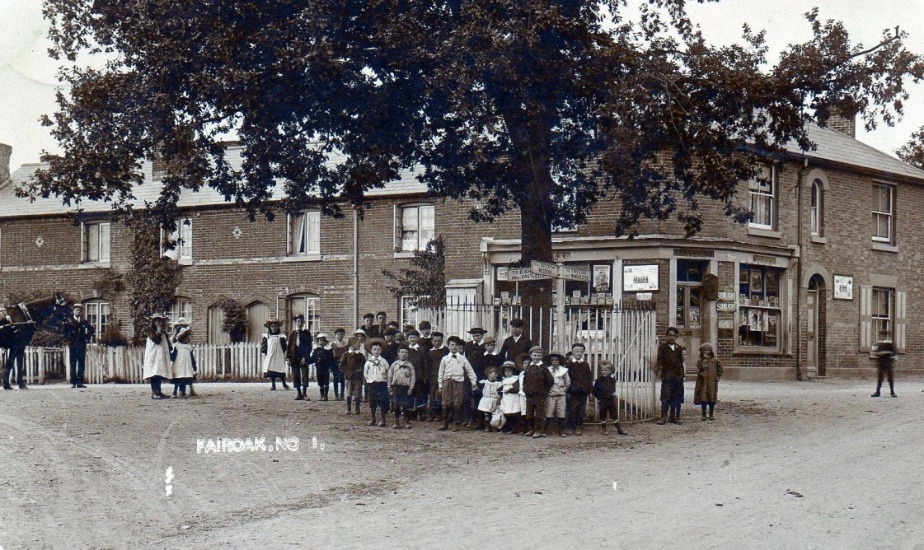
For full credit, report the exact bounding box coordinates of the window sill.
[178,258,193,266]
[732,349,790,356]
[393,252,418,259]
[282,254,322,263]
[871,242,898,253]
[747,227,782,239]
[810,235,827,244]
[79,262,111,269]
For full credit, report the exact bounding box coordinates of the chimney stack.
[0,143,11,184]
[824,111,856,139]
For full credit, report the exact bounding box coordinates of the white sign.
[530,260,559,278]
[834,275,853,300]
[509,267,552,281]
[623,264,659,292]
[636,293,653,301]
[716,302,737,311]
[559,265,591,282]
[718,291,736,302]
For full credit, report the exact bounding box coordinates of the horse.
[0,294,71,389]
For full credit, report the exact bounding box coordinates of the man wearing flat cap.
[499,319,532,363]
[288,314,314,400]
[63,303,94,388]
[656,327,686,425]
[463,326,488,428]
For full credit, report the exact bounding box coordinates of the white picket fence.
[416,302,659,421]
[0,347,67,385]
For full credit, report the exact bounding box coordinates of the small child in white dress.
[499,361,522,434]
[478,367,503,432]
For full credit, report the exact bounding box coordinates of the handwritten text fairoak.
[196,436,299,454]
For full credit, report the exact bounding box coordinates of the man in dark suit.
[358,313,380,338]
[464,326,488,428]
[656,327,686,425]
[287,314,314,400]
[499,319,532,363]
[63,303,95,388]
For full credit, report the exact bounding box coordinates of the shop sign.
[623,264,659,292]
[716,302,737,312]
[673,248,714,257]
[559,265,591,282]
[751,254,778,266]
[508,267,552,281]
[530,260,559,278]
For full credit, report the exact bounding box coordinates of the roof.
[0,145,428,219]
[2,126,922,219]
[782,124,924,183]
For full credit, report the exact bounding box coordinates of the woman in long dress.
[143,313,173,399]
[262,319,289,390]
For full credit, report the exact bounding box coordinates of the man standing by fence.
[288,314,313,400]
[63,304,94,388]
[499,319,532,363]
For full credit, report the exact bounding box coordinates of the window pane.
[99,223,110,262]
[307,212,320,253]
[419,205,435,247]
[87,224,100,261]
[297,214,308,254]
[180,219,192,259]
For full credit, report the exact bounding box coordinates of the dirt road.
[0,378,920,549]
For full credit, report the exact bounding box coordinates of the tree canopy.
[29,1,924,278]
[897,126,924,170]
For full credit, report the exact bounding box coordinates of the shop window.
[872,184,894,244]
[748,166,776,229]
[394,204,435,252]
[83,300,110,342]
[82,221,111,263]
[737,264,782,350]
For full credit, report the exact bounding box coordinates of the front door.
[806,289,818,376]
[676,260,708,372]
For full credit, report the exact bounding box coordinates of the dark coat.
[383,341,400,366]
[407,346,428,396]
[566,359,593,394]
[339,350,365,380]
[428,347,450,390]
[499,335,533,363]
[63,318,95,354]
[592,375,616,403]
[310,347,336,374]
[656,342,685,381]
[286,329,313,367]
[464,340,485,367]
[522,363,554,397]
[359,324,380,338]
[693,357,722,405]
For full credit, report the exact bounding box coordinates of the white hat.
[175,317,190,327]
[315,333,329,341]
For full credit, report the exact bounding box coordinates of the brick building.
[1,118,922,379]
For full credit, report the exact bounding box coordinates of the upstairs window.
[748,166,776,229]
[395,204,434,252]
[872,184,894,244]
[82,221,111,263]
[288,212,321,255]
[810,180,823,236]
[161,218,193,261]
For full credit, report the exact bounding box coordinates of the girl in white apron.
[170,318,196,398]
[142,313,173,399]
[262,319,289,390]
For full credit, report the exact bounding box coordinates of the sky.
[1,0,923,172]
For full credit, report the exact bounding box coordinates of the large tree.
[28,1,924,302]
[897,126,924,170]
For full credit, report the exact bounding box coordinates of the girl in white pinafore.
[262,319,289,390]
[143,313,174,399]
[170,318,196,398]
[499,361,522,433]
[478,366,503,431]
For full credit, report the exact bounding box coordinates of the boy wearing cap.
[418,321,434,353]
[310,333,336,401]
[566,343,593,435]
[382,327,399,365]
[339,337,366,414]
[427,332,449,421]
[262,320,290,391]
[330,328,348,400]
[521,346,554,438]
[593,361,627,435]
[63,303,95,388]
[499,319,532,363]
[437,336,477,431]
[405,329,428,418]
[288,314,314,400]
[387,345,416,428]
[544,352,571,437]
[656,327,686,425]
[359,313,380,338]
[363,338,390,427]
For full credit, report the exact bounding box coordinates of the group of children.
[141,313,197,399]
[259,313,635,437]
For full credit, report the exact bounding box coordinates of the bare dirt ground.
[0,376,921,549]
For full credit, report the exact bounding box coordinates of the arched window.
[289,294,320,333]
[246,301,270,342]
[82,300,110,342]
[810,180,823,236]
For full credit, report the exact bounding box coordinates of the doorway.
[806,275,827,376]
[676,260,709,368]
